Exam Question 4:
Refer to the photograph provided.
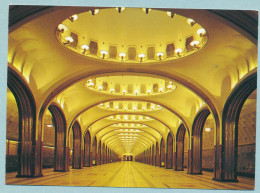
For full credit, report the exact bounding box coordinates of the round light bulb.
[175,48,183,54]
[190,40,200,47]
[197,28,206,36]
[57,24,68,32]
[138,53,145,58]
[187,18,195,26]
[81,44,89,50]
[65,36,74,43]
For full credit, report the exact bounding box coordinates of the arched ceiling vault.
[92,122,163,155]
[8,6,257,157]
[107,137,151,155]
[82,114,172,139]
[95,124,161,142]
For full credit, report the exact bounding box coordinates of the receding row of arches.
[6,67,256,181]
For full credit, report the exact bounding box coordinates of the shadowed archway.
[48,104,68,172]
[166,132,173,169]
[160,138,165,167]
[175,124,186,171]
[155,141,160,166]
[190,108,210,174]
[72,121,83,169]
[84,130,91,167]
[92,137,97,166]
[7,68,41,177]
[97,140,102,165]
[220,72,257,181]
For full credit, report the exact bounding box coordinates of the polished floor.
[6,161,254,190]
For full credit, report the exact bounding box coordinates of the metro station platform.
[6,161,255,190]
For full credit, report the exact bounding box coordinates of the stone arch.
[175,124,186,171]
[190,108,211,174]
[7,67,41,177]
[221,72,257,181]
[97,140,102,165]
[84,130,91,167]
[72,121,83,169]
[92,136,97,165]
[155,141,160,166]
[166,132,174,169]
[151,144,155,165]
[160,138,165,167]
[102,143,106,164]
[153,143,156,166]
[48,104,68,171]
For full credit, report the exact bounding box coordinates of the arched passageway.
[166,132,173,169]
[160,138,165,167]
[220,72,257,181]
[102,143,105,164]
[71,121,83,169]
[151,144,155,165]
[176,124,186,171]
[84,131,91,167]
[92,137,97,166]
[190,108,210,174]
[97,140,102,165]
[48,104,68,172]
[7,68,41,177]
[155,141,160,166]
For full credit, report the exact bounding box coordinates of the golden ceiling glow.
[111,123,148,128]
[86,75,177,96]
[56,8,207,63]
[99,101,162,112]
[106,114,152,121]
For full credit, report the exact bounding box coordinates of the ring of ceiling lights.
[86,75,176,96]
[110,123,148,128]
[99,101,162,112]
[106,114,152,121]
[56,8,207,63]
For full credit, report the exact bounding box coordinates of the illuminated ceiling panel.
[106,114,152,121]
[56,8,207,63]
[85,75,177,96]
[99,101,162,112]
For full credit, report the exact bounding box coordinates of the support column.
[8,68,43,177]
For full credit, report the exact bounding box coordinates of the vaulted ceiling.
[7,6,257,156]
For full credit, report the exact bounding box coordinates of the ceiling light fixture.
[57,24,68,33]
[115,7,125,13]
[119,52,126,61]
[81,44,89,54]
[167,11,175,18]
[159,88,164,92]
[110,88,115,93]
[100,50,108,59]
[157,52,164,60]
[69,14,78,22]
[64,36,74,44]
[90,9,99,15]
[175,48,183,57]
[86,79,94,87]
[142,8,151,14]
[138,53,145,62]
[187,18,196,26]
[197,28,206,37]
[190,40,200,48]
